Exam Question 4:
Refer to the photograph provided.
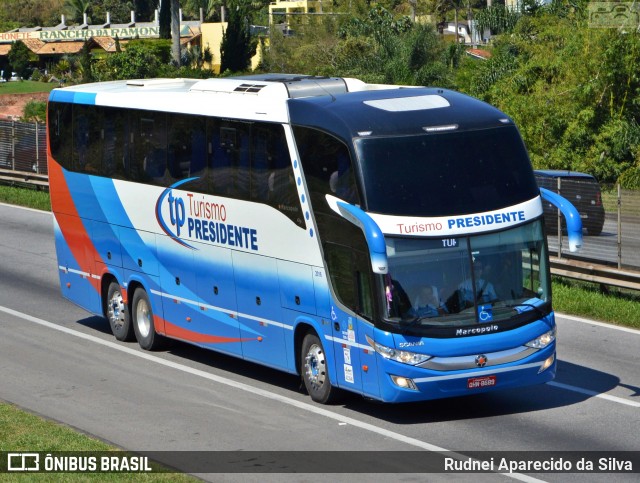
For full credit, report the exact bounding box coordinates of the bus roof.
[48,75,511,133]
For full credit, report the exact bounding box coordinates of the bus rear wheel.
[132,287,165,350]
[301,332,340,404]
[106,281,134,341]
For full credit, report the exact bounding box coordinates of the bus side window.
[251,127,271,202]
[131,111,168,184]
[48,102,73,169]
[354,251,375,320]
[103,108,128,180]
[293,126,360,206]
[167,114,206,181]
[211,125,236,196]
[72,105,105,175]
[324,243,375,320]
[325,243,357,310]
[235,126,251,199]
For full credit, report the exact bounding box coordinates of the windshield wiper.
[505,302,548,317]
[399,316,422,329]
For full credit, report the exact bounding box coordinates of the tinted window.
[48,101,72,168]
[325,242,375,320]
[355,125,538,216]
[293,126,360,206]
[46,102,304,227]
[131,110,167,183]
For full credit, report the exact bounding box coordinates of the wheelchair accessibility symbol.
[478,304,493,322]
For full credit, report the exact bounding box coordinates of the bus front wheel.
[301,332,340,404]
[106,281,134,342]
[132,288,164,351]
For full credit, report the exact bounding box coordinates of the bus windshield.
[382,220,550,331]
[355,125,539,217]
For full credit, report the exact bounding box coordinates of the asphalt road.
[547,214,640,268]
[0,203,638,482]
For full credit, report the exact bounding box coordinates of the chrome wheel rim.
[107,289,126,331]
[136,297,152,338]
[304,343,326,390]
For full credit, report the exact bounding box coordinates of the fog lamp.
[390,375,418,391]
[538,353,555,373]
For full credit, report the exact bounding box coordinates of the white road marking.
[547,381,640,408]
[0,202,51,215]
[556,312,640,335]
[0,303,543,482]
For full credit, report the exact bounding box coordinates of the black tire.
[301,332,341,404]
[132,287,165,350]
[586,220,604,236]
[106,281,134,341]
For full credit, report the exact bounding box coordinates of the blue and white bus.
[47,74,582,403]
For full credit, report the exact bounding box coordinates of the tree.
[455,8,640,183]
[7,41,32,80]
[182,0,221,21]
[171,0,181,66]
[261,6,454,86]
[65,0,90,23]
[92,40,169,81]
[90,1,136,24]
[79,39,93,83]
[160,0,171,39]
[134,0,159,22]
[0,0,65,31]
[220,0,257,73]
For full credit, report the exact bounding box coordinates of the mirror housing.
[326,195,388,274]
[539,187,583,252]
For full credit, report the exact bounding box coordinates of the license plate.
[467,375,496,389]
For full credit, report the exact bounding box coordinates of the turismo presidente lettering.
[448,210,525,230]
[162,190,258,251]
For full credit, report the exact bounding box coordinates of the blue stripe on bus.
[49,90,97,105]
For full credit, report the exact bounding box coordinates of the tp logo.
[167,191,186,236]
[7,453,39,471]
[155,178,198,249]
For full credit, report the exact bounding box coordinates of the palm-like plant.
[65,0,90,23]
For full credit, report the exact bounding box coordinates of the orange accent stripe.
[49,159,103,294]
[163,318,250,344]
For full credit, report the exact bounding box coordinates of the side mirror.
[539,187,583,252]
[326,194,388,274]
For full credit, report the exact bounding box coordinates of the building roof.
[466,48,492,60]
[92,36,127,52]
[22,38,46,52]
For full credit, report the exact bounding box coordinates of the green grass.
[552,277,640,329]
[0,402,194,480]
[0,184,51,211]
[0,80,56,95]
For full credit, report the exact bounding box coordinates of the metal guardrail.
[0,167,48,188]
[1,119,640,291]
[550,257,640,291]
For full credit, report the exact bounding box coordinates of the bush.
[30,69,42,82]
[618,165,640,189]
[21,100,47,123]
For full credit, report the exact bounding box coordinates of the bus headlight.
[366,335,432,365]
[525,327,556,349]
